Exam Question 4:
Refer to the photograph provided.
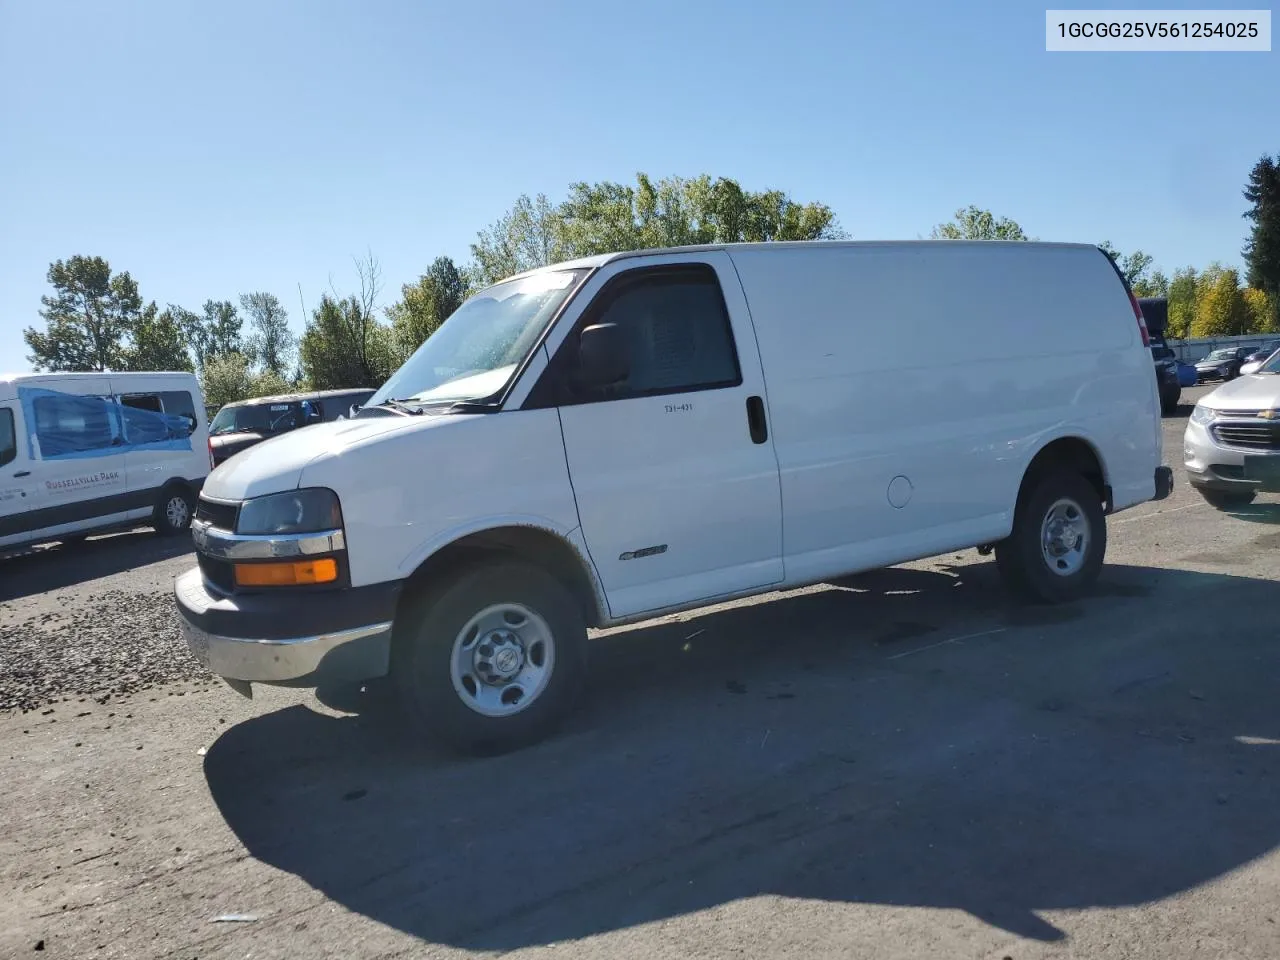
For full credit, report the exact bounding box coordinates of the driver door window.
[563,269,742,404]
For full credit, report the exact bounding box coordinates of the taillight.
[1129,289,1150,346]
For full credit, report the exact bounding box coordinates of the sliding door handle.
[13,470,31,477]
[745,395,768,444]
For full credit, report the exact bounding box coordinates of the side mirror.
[576,323,630,389]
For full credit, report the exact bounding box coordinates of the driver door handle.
[13,470,31,477]
[745,395,768,444]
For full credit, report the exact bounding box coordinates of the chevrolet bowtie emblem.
[1261,410,1277,419]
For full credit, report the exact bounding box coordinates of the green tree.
[470,194,565,285]
[385,256,471,360]
[200,352,293,407]
[239,292,294,376]
[250,367,293,398]
[199,300,243,362]
[469,174,845,285]
[1098,241,1155,289]
[200,351,255,408]
[931,206,1033,241]
[23,256,141,371]
[1166,267,1199,339]
[299,255,397,388]
[1190,264,1248,337]
[1242,287,1279,333]
[1133,269,1169,299]
[122,304,194,372]
[555,173,844,257]
[1242,154,1280,300]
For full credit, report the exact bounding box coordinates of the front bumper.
[174,567,401,688]
[1184,419,1280,493]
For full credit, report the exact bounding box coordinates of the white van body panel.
[538,250,785,619]
[722,242,1158,585]
[291,408,582,588]
[0,371,208,550]
[202,413,429,503]
[177,240,1162,640]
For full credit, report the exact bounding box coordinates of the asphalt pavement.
[3,384,1280,960]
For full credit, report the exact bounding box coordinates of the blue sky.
[0,0,1274,372]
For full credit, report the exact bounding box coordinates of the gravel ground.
[0,534,201,713]
[0,588,202,712]
[5,387,1280,959]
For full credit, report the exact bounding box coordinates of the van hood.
[1202,374,1280,412]
[202,413,452,501]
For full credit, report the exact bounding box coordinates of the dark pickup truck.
[208,388,375,467]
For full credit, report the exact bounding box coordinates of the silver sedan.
[1184,355,1280,509]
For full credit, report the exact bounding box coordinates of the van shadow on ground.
[205,563,1280,950]
[0,529,192,601]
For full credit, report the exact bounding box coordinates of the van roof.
[0,370,199,402]
[496,239,1107,284]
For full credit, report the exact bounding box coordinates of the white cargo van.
[1,371,209,551]
[174,241,1171,752]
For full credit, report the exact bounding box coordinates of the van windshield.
[366,268,589,410]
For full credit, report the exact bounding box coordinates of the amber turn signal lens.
[234,558,338,587]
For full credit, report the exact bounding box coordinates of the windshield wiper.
[444,399,501,414]
[372,398,425,415]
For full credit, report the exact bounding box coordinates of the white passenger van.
[174,241,1172,752]
[1,371,209,551]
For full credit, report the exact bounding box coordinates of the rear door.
[118,386,203,516]
[527,252,784,619]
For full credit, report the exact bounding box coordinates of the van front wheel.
[995,471,1106,603]
[153,487,193,535]
[393,561,587,755]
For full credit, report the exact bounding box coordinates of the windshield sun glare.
[367,268,588,411]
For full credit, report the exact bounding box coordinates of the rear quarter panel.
[727,242,1158,581]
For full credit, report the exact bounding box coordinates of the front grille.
[195,496,239,531]
[1212,421,1280,450]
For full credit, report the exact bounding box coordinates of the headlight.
[236,488,343,535]
[1190,404,1218,425]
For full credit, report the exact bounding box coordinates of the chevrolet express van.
[174,241,1172,753]
[2,371,209,551]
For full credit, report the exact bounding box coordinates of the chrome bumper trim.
[179,616,392,683]
[191,519,345,561]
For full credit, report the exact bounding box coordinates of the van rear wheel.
[995,471,1106,603]
[392,560,588,755]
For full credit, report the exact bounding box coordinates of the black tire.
[392,560,588,755]
[152,486,194,535]
[1195,486,1255,510]
[995,470,1106,604]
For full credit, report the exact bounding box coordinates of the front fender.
[397,516,610,621]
